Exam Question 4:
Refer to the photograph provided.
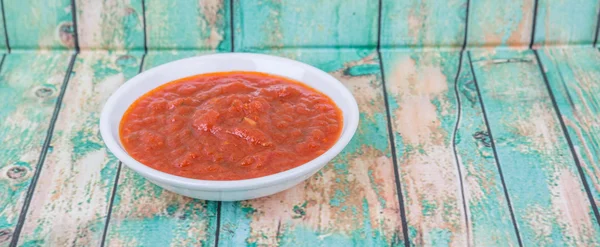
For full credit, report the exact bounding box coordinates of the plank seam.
[594,4,600,47]
[100,53,147,247]
[141,0,147,52]
[467,52,524,246]
[377,1,410,245]
[530,0,539,49]
[70,0,80,52]
[230,0,235,52]
[451,0,472,244]
[533,49,600,228]
[0,0,9,53]
[9,53,78,247]
[452,51,471,246]
[376,49,410,247]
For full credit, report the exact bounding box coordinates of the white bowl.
[100,53,359,201]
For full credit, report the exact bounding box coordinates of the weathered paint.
[75,0,145,50]
[145,0,231,51]
[455,54,520,245]
[467,0,534,48]
[0,52,72,246]
[234,0,378,50]
[380,50,467,246]
[3,0,75,50]
[470,49,600,245]
[16,51,142,247]
[380,0,467,48]
[104,51,220,247]
[537,47,600,212]
[533,0,600,47]
[218,49,404,247]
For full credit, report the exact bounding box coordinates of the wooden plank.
[381,51,467,246]
[380,0,467,48]
[218,49,404,246]
[15,51,143,246]
[0,52,72,246]
[470,49,600,245]
[75,0,145,50]
[537,47,600,214]
[455,54,520,245]
[145,0,231,51]
[533,0,600,47]
[104,51,220,247]
[233,1,378,50]
[466,0,534,48]
[3,0,75,50]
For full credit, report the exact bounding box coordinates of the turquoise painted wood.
[533,0,600,47]
[0,52,72,246]
[16,51,143,246]
[75,0,145,50]
[467,0,534,47]
[380,50,468,246]
[4,0,75,50]
[455,54,520,245]
[104,51,220,247]
[218,49,404,247]
[470,49,600,245]
[234,0,378,50]
[537,47,600,211]
[145,0,231,51]
[380,0,467,48]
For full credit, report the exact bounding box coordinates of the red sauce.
[119,71,343,180]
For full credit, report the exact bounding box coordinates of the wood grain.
[3,0,75,50]
[218,49,404,246]
[380,0,467,48]
[75,0,145,50]
[15,51,142,247]
[470,49,600,245]
[455,54,520,245]
[381,50,467,246]
[533,0,600,47]
[233,0,378,50]
[104,51,220,247]
[467,0,534,48]
[537,47,600,213]
[145,0,231,51]
[0,52,72,246]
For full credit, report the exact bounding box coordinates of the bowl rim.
[100,52,359,191]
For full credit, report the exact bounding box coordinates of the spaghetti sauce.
[119,71,343,180]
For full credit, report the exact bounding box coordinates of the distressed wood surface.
[533,0,600,47]
[455,54,520,245]
[145,0,231,51]
[16,51,142,246]
[381,51,467,246]
[470,49,600,245]
[380,0,467,48]
[537,47,600,210]
[104,51,220,247]
[218,49,403,247]
[234,0,378,50]
[3,0,75,50]
[75,0,145,50]
[467,0,534,48]
[0,52,72,246]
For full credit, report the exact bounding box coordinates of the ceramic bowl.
[100,53,359,201]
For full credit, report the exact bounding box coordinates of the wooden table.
[1,0,600,246]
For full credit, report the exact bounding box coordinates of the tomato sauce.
[119,71,343,180]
